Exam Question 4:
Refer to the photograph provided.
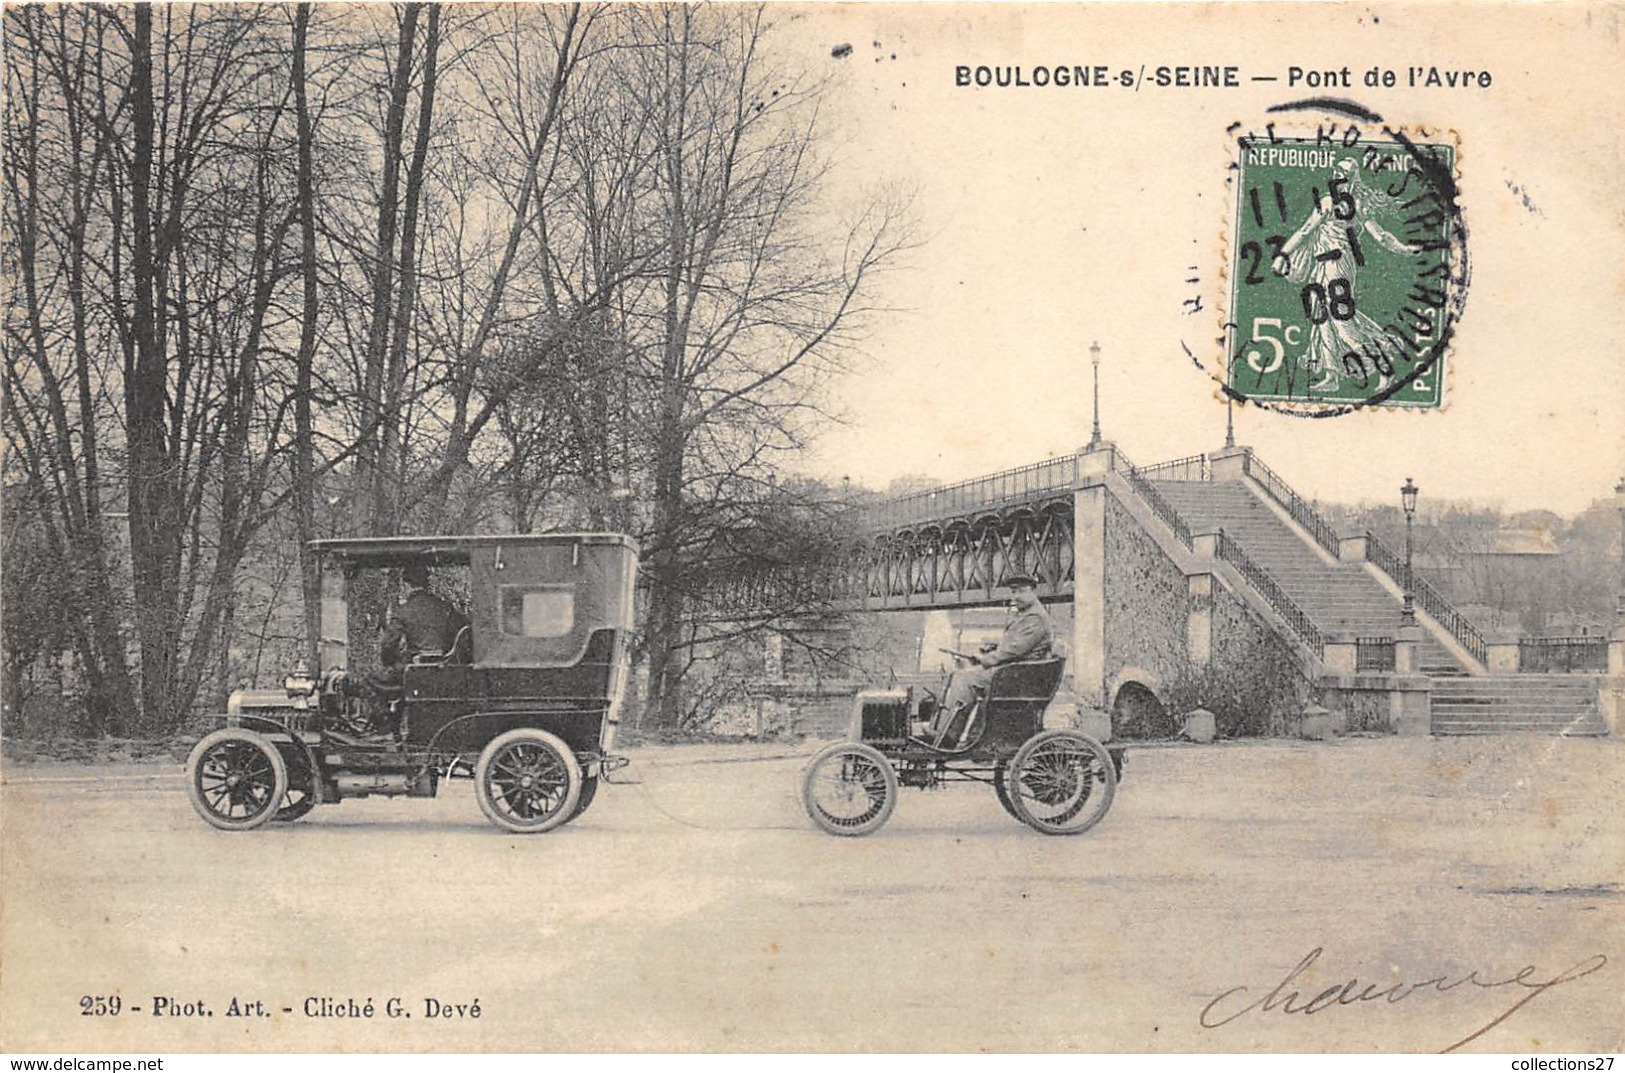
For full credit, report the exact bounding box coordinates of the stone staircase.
[1134,468,1611,737]
[1150,479,1471,675]
[1430,676,1608,735]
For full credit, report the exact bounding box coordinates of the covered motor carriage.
[185,533,637,833]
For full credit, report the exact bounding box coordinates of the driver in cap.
[926,573,1054,745]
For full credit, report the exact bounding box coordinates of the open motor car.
[801,655,1125,836]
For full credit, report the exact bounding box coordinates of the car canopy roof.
[308,532,636,569]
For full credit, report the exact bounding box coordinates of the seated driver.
[926,574,1053,744]
[358,562,470,704]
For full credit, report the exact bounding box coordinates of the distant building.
[1420,526,1567,635]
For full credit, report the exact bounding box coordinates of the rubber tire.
[801,742,898,837]
[991,760,1023,824]
[563,775,599,825]
[185,729,289,832]
[274,787,317,823]
[474,728,582,834]
[1007,730,1117,836]
[274,746,318,822]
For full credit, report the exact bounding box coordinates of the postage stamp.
[1223,112,1466,413]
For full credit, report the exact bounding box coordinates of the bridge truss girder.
[841,496,1076,611]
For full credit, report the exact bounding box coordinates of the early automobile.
[185,533,637,833]
[800,655,1125,836]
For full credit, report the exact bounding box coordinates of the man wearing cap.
[356,562,470,712]
[381,562,469,672]
[927,574,1054,745]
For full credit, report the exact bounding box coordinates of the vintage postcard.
[2,1,1621,1058]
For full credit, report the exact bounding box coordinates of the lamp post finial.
[1089,341,1102,447]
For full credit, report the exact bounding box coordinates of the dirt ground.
[1,735,1620,1054]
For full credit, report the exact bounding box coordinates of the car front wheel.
[185,729,289,832]
[801,742,898,836]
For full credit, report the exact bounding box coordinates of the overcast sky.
[769,4,1623,516]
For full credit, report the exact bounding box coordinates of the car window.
[499,584,575,638]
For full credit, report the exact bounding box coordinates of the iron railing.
[1215,529,1324,653]
[1518,637,1609,674]
[1363,528,1403,582]
[1364,530,1488,666]
[857,455,1076,532]
[1356,636,1397,671]
[1120,462,1194,549]
[1242,451,1343,558]
[1133,453,1211,482]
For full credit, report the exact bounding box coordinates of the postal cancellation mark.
[1224,104,1467,415]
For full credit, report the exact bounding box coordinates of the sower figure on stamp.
[925,574,1054,746]
[353,562,470,733]
[1273,156,1421,395]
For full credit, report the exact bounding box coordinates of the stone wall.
[1102,490,1191,698]
[1321,684,1393,733]
[1162,584,1311,737]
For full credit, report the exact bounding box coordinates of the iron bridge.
[705,457,1079,615]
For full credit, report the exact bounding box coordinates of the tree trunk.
[352,3,419,539]
[292,2,321,667]
[124,4,184,732]
[642,11,694,728]
[378,3,440,534]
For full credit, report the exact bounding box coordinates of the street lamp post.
[1401,477,1419,628]
[1615,477,1625,621]
[1089,341,1102,447]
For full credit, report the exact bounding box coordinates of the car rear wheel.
[991,759,1023,824]
[562,774,598,824]
[274,746,317,822]
[1007,730,1117,836]
[274,786,317,822]
[801,742,898,836]
[475,728,581,834]
[186,729,289,832]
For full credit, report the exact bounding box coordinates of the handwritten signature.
[1201,947,1609,1052]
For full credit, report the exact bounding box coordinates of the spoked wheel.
[275,786,317,823]
[274,747,318,823]
[1006,730,1117,836]
[185,729,289,832]
[801,742,898,837]
[991,760,1023,824]
[474,729,581,834]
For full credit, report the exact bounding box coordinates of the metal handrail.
[1363,529,1403,580]
[1120,463,1194,549]
[1364,530,1488,666]
[1242,451,1343,558]
[856,455,1077,531]
[1134,453,1211,482]
[1215,530,1324,653]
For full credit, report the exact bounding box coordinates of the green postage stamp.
[1226,134,1461,410]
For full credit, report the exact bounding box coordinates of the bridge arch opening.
[1112,680,1176,740]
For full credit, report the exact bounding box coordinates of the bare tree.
[3,6,137,732]
[609,6,911,725]
[5,5,310,731]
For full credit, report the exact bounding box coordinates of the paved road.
[2,736,1620,1053]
